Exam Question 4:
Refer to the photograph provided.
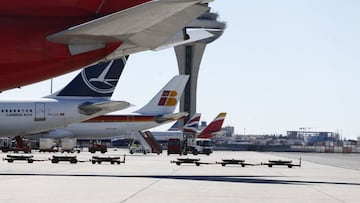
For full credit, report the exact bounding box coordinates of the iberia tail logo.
[158,90,178,106]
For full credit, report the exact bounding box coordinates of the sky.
[1,1,360,140]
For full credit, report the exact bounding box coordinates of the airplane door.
[34,103,45,121]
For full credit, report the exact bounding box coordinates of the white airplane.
[30,75,190,139]
[0,57,131,138]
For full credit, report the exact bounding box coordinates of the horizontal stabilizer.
[154,29,213,51]
[78,101,130,115]
[47,1,208,53]
[155,112,189,123]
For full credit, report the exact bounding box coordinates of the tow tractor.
[216,159,258,167]
[261,158,301,168]
[88,143,107,154]
[91,155,126,165]
[1,136,31,153]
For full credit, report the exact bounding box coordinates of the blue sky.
[1,1,360,139]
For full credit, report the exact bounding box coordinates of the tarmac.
[0,149,359,203]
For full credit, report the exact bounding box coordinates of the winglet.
[48,56,128,98]
[197,112,227,139]
[134,75,189,115]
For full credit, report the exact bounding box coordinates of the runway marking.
[0,173,359,186]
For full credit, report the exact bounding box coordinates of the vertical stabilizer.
[197,112,226,139]
[135,75,189,115]
[49,56,128,98]
[182,113,201,133]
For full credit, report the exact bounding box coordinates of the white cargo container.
[61,138,79,153]
[39,138,55,152]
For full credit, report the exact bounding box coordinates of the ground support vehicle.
[129,139,150,154]
[182,138,213,155]
[3,154,34,163]
[261,158,301,168]
[1,137,32,153]
[88,143,107,154]
[167,138,182,155]
[51,155,78,164]
[91,155,126,165]
[60,138,80,153]
[216,159,258,167]
[39,138,58,152]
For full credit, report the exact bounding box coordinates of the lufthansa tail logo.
[158,90,178,106]
[81,60,123,94]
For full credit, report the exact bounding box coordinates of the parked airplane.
[197,112,227,138]
[151,113,202,141]
[0,57,130,138]
[152,112,226,141]
[168,113,202,132]
[30,75,190,139]
[0,0,213,91]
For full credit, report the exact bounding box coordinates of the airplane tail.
[48,56,128,98]
[168,120,180,131]
[182,113,201,133]
[134,75,189,115]
[197,112,227,139]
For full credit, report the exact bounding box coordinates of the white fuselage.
[55,115,165,139]
[0,98,112,137]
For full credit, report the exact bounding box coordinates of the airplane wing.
[47,0,210,55]
[155,112,189,123]
[78,101,130,115]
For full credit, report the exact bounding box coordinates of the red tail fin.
[197,112,226,139]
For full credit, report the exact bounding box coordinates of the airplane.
[0,0,214,91]
[150,113,202,141]
[151,112,226,141]
[168,113,202,132]
[29,75,190,139]
[0,57,130,138]
[197,112,227,138]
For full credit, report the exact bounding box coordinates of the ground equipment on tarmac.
[216,159,258,167]
[261,158,301,168]
[89,143,107,153]
[91,155,126,165]
[3,154,34,163]
[51,155,78,164]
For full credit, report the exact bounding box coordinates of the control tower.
[175,6,226,125]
